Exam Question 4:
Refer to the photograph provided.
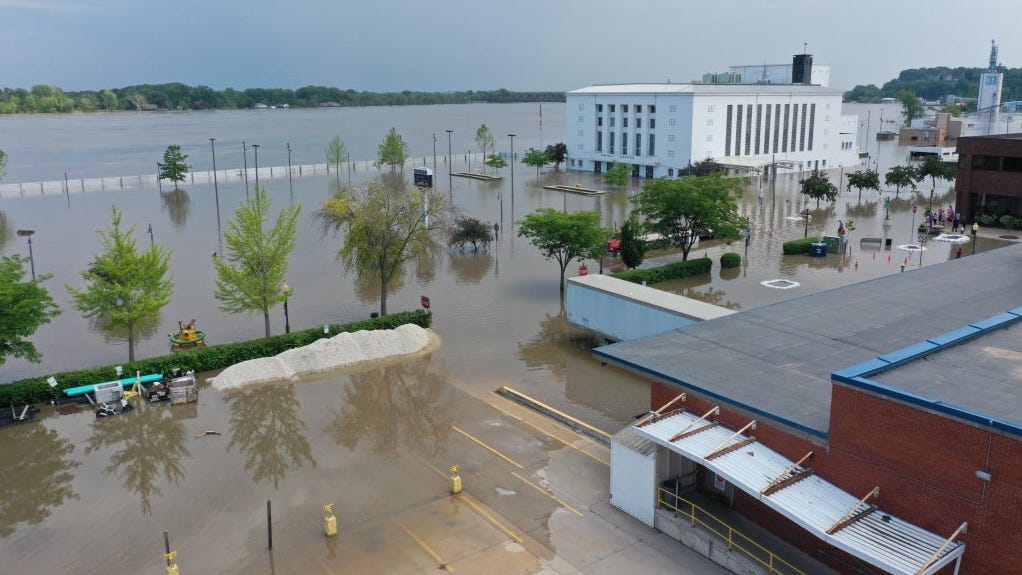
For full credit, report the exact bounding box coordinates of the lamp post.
[16,229,35,281]
[281,283,291,334]
[508,133,516,220]
[801,208,810,238]
[147,223,154,247]
[286,142,294,203]
[972,223,979,255]
[910,204,918,242]
[242,141,250,198]
[210,138,221,235]
[432,133,437,190]
[156,163,163,193]
[446,129,453,202]
[251,144,260,191]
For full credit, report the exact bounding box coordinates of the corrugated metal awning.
[634,410,965,575]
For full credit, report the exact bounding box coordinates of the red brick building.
[955,133,1022,224]
[600,246,1022,574]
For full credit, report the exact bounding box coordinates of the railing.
[657,487,808,575]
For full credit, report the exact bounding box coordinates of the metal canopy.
[634,410,965,575]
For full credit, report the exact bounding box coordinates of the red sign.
[579,265,589,276]
[420,295,431,310]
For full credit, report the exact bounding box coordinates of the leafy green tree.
[846,170,880,201]
[898,90,925,125]
[604,162,631,185]
[475,125,495,172]
[521,148,550,176]
[517,208,607,292]
[619,217,646,269]
[0,147,6,180]
[544,142,568,170]
[449,217,493,251]
[885,165,919,195]
[485,154,507,173]
[67,206,173,362]
[0,255,60,366]
[316,182,448,315]
[680,158,724,176]
[799,170,838,208]
[213,185,301,338]
[325,135,348,187]
[377,127,410,171]
[633,173,747,261]
[916,155,956,210]
[842,84,883,103]
[158,144,189,190]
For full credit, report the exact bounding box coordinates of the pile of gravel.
[210,324,433,391]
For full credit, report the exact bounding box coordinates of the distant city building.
[977,40,1003,115]
[955,133,1022,223]
[565,54,857,179]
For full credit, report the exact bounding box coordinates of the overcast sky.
[2,0,1018,93]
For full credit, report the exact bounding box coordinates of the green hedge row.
[720,252,741,269]
[0,310,432,406]
[782,238,816,255]
[611,257,712,284]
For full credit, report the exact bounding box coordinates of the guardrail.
[657,487,808,575]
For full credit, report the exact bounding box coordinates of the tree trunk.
[127,326,135,362]
[263,310,271,338]
[559,261,567,293]
[380,276,389,316]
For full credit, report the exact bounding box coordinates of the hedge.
[782,238,816,255]
[0,310,432,406]
[611,257,712,285]
[720,252,741,269]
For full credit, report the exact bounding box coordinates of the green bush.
[977,213,997,226]
[0,310,432,406]
[720,252,741,269]
[611,257,711,285]
[999,214,1017,230]
[782,238,815,255]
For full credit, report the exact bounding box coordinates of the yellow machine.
[323,503,338,537]
[449,464,462,495]
[169,319,206,348]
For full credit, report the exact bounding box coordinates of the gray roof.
[595,245,1022,437]
[568,83,842,97]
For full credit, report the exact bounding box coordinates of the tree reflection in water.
[448,251,493,285]
[160,188,191,229]
[516,302,601,379]
[325,357,451,458]
[226,383,316,488]
[0,210,14,251]
[85,401,188,516]
[0,422,79,537]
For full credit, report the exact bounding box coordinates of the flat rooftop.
[568,84,841,97]
[595,245,1022,438]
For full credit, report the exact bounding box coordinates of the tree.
[633,173,747,262]
[484,154,507,173]
[158,144,189,190]
[885,165,918,195]
[842,84,883,103]
[799,170,838,208]
[377,127,409,171]
[898,90,925,125]
[67,206,173,362]
[517,208,607,292]
[475,125,495,172]
[521,148,550,176]
[619,217,646,269]
[128,92,147,111]
[846,170,880,201]
[680,158,724,176]
[213,185,301,338]
[0,255,60,366]
[325,135,348,187]
[544,143,568,170]
[916,155,956,210]
[0,147,6,180]
[604,162,631,185]
[316,182,447,316]
[449,217,493,251]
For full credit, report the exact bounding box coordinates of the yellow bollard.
[449,464,462,495]
[165,551,180,575]
[323,503,338,537]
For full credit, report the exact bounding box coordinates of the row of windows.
[724,102,817,157]
[595,132,656,156]
[597,104,657,114]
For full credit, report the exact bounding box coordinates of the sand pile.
[210,324,434,390]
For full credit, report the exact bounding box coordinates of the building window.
[597,116,603,127]
[706,134,713,142]
[648,134,655,155]
[667,134,676,142]
[744,105,752,156]
[623,117,629,128]
[650,118,656,129]
[609,104,615,112]
[648,105,655,114]
[596,104,603,112]
[609,132,615,154]
[645,166,654,178]
[725,104,733,157]
[668,168,674,177]
[706,118,715,127]
[578,115,584,123]
[822,159,827,166]
[668,118,677,126]
[577,129,584,136]
[735,105,743,156]
[774,105,781,153]
[578,103,584,110]
[622,133,628,155]
[707,105,715,113]
[763,104,771,154]
[754,104,762,155]
[577,143,583,150]
[669,105,677,112]
[596,132,603,152]
[807,104,816,151]
[782,104,790,152]
[668,150,675,157]
[635,133,641,156]
[637,118,642,128]
[610,116,615,127]
[800,104,808,152]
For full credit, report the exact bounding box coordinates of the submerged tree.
[316,182,448,316]
[545,142,568,170]
[517,208,607,292]
[67,206,173,362]
[325,135,349,187]
[898,90,925,126]
[0,255,61,366]
[158,144,189,190]
[377,127,410,171]
[213,185,301,338]
[885,165,919,195]
[619,217,646,269]
[449,217,493,251]
[484,153,507,173]
[604,162,631,186]
[0,147,6,180]
[521,148,550,176]
[475,124,495,172]
[846,169,880,201]
[799,170,839,208]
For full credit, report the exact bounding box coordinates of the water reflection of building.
[597,246,1022,575]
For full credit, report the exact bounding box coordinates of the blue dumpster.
[809,242,827,257]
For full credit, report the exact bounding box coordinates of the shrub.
[720,252,741,269]
[977,213,997,226]
[999,214,1017,230]
[782,238,816,255]
[611,257,711,285]
[0,310,432,406]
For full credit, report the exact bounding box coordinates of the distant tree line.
[844,66,1022,104]
[0,84,566,114]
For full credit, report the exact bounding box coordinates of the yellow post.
[323,503,338,537]
[449,464,462,495]
[165,550,180,575]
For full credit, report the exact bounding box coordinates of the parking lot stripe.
[461,493,524,544]
[510,471,584,517]
[396,520,454,573]
[452,425,525,469]
[489,403,609,466]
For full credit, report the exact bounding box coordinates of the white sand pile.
[210,324,434,391]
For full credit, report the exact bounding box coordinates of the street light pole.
[210,138,221,236]
[432,133,437,191]
[242,141,250,198]
[508,133,516,220]
[156,163,163,193]
[17,230,35,280]
[972,223,979,255]
[446,129,453,202]
[147,223,154,247]
[251,144,260,191]
[286,142,294,203]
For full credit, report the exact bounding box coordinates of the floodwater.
[0,103,1009,574]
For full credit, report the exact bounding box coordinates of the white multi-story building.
[565,83,859,179]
